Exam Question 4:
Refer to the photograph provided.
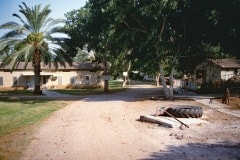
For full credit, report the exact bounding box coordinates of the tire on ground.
[165,105,203,118]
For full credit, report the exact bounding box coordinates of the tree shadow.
[139,141,240,160]
[0,83,226,103]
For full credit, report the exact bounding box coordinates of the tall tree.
[65,0,132,92]
[0,2,70,94]
[64,0,240,96]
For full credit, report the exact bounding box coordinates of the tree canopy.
[64,0,240,76]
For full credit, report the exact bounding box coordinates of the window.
[43,76,47,84]
[235,69,240,75]
[58,76,62,85]
[13,77,17,86]
[0,77,3,86]
[70,76,76,85]
[85,75,90,81]
[97,76,101,83]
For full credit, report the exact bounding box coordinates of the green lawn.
[0,90,34,96]
[50,80,125,95]
[0,98,67,138]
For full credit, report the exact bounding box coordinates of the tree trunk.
[159,63,169,98]
[156,72,160,87]
[103,54,109,92]
[33,46,42,94]
[122,76,127,88]
[33,63,42,94]
[168,67,174,100]
[104,79,109,92]
[122,61,131,88]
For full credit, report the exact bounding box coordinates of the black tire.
[165,105,203,118]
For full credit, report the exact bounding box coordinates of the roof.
[0,62,104,71]
[196,59,240,69]
[209,59,240,69]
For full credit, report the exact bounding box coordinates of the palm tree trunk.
[33,46,42,94]
[33,63,42,94]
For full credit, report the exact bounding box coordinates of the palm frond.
[0,44,32,70]
[18,2,43,33]
[0,45,11,56]
[41,50,52,66]
[0,38,22,52]
[54,47,71,64]
[48,43,64,52]
[45,18,66,27]
[38,5,51,28]
[13,13,32,32]
[46,26,67,35]
[42,18,66,33]
[52,51,67,67]
[18,2,33,27]
[42,18,54,26]
[0,22,21,30]
[1,29,24,38]
[24,45,33,63]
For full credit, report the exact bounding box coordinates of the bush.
[197,82,224,94]
[224,75,240,88]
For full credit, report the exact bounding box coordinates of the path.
[21,84,162,160]
[195,98,240,118]
[20,84,240,160]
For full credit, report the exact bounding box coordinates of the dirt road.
[20,84,240,160]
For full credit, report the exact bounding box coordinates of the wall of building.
[220,69,235,81]
[0,70,104,89]
[205,65,221,83]
[42,70,104,89]
[0,71,30,88]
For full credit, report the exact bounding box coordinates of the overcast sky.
[0,0,87,36]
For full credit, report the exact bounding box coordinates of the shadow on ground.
[140,141,240,160]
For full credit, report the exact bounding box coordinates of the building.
[0,62,104,89]
[195,59,240,85]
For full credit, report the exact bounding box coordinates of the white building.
[0,62,104,89]
[195,59,240,85]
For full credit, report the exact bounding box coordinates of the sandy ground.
[19,83,240,160]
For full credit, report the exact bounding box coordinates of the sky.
[0,0,87,36]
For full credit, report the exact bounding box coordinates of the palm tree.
[0,2,70,94]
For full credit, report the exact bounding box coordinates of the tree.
[73,45,95,63]
[175,0,240,71]
[65,0,132,92]
[0,2,70,94]
[64,0,240,96]
[116,0,180,98]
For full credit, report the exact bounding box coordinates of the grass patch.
[52,88,104,95]
[0,90,34,96]
[51,80,126,96]
[108,80,123,89]
[0,81,125,96]
[0,98,68,159]
[0,98,67,138]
